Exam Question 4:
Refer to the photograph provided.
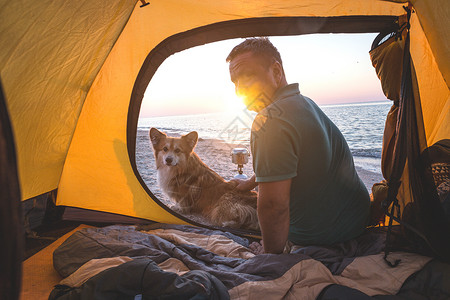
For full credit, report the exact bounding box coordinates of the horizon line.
[139,99,391,119]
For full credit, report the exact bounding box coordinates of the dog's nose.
[165,157,173,165]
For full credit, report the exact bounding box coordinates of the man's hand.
[249,240,264,255]
[229,174,257,192]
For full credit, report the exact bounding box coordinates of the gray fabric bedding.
[49,224,450,300]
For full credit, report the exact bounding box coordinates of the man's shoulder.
[251,107,295,136]
[259,93,304,121]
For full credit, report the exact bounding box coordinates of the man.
[227,37,370,254]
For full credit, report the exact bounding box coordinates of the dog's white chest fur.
[156,166,176,194]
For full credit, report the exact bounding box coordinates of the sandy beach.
[136,129,384,206]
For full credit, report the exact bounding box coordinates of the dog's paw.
[220,221,240,229]
[168,203,188,214]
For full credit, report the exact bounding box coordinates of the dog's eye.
[174,148,181,154]
[163,147,168,152]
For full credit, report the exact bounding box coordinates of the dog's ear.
[149,128,166,147]
[182,131,198,151]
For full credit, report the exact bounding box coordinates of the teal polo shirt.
[251,84,370,245]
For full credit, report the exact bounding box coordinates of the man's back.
[251,84,370,245]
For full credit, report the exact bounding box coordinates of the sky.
[140,33,389,118]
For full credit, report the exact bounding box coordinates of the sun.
[225,94,247,113]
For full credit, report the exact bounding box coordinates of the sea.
[138,101,392,175]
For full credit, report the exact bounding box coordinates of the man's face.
[229,51,278,112]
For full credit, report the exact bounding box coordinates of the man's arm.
[258,179,291,254]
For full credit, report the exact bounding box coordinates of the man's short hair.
[226,37,283,68]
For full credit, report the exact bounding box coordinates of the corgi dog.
[149,127,259,230]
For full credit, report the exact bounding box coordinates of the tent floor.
[21,224,91,300]
[24,220,81,259]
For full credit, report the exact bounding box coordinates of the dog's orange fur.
[150,128,259,230]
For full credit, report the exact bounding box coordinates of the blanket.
[49,224,450,300]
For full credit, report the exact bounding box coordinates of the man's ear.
[149,128,166,147]
[182,131,198,151]
[272,61,284,86]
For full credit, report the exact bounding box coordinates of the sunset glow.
[140,34,388,118]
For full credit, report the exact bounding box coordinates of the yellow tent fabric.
[0,0,136,200]
[0,0,448,225]
[409,10,449,147]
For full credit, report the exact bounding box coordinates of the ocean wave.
[138,127,183,137]
[352,156,382,174]
[351,148,382,159]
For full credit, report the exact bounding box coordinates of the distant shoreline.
[319,100,391,108]
[139,101,391,119]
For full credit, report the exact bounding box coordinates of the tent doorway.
[134,33,392,229]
